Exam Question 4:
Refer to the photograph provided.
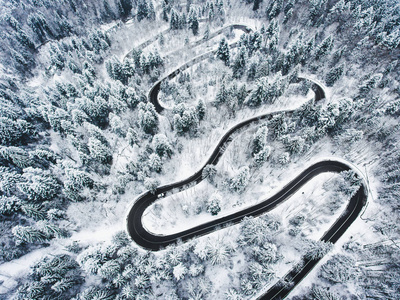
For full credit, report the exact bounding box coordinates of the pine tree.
[203,25,210,41]
[27,12,53,42]
[110,113,125,137]
[152,134,172,158]
[0,167,23,196]
[0,195,21,216]
[232,46,247,78]
[144,177,160,194]
[325,63,344,87]
[120,0,133,18]
[206,193,222,215]
[188,8,199,35]
[15,28,36,50]
[202,164,217,183]
[99,260,121,280]
[170,9,185,30]
[230,166,250,194]
[0,146,30,169]
[138,103,158,134]
[173,263,187,281]
[127,128,139,146]
[21,203,46,220]
[162,2,169,22]
[269,113,287,137]
[88,137,112,165]
[137,0,149,22]
[266,0,283,20]
[285,136,305,154]
[252,125,268,155]
[236,84,248,107]
[315,35,334,60]
[319,254,356,284]
[216,38,230,66]
[148,1,156,20]
[358,74,382,97]
[196,100,206,121]
[311,285,340,300]
[278,152,290,165]
[305,240,333,260]
[173,106,198,135]
[12,225,46,245]
[216,81,229,105]
[103,0,116,21]
[19,167,61,202]
[246,78,268,107]
[148,153,162,173]
[0,117,35,146]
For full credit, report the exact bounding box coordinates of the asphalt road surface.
[126,26,367,300]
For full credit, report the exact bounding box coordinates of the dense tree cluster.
[0,0,400,298]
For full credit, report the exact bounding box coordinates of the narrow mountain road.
[126,25,367,300]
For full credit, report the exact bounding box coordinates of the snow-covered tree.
[188,8,199,35]
[144,177,160,194]
[285,136,306,154]
[110,113,126,137]
[304,240,333,260]
[315,35,334,60]
[12,225,46,245]
[0,117,35,146]
[325,63,344,87]
[173,263,187,281]
[252,125,268,155]
[0,195,21,216]
[88,137,112,165]
[148,153,162,173]
[319,254,356,284]
[138,103,158,134]
[196,99,206,121]
[232,46,247,78]
[202,164,217,184]
[152,134,172,158]
[230,166,250,194]
[216,38,230,66]
[19,167,61,202]
[207,242,230,265]
[266,0,283,20]
[206,193,222,215]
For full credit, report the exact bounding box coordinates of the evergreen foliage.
[206,193,222,215]
[325,63,344,86]
[216,38,230,66]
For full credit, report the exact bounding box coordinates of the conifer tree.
[325,63,344,87]
[137,0,149,22]
[202,164,217,183]
[230,167,250,194]
[188,8,199,35]
[315,35,334,60]
[148,153,162,173]
[120,0,133,19]
[232,46,247,78]
[216,38,230,66]
[162,2,169,22]
[196,99,206,121]
[206,193,222,215]
[138,103,158,134]
[152,134,172,158]
[252,125,268,156]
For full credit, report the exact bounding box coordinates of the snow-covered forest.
[0,0,399,299]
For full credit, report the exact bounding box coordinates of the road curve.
[126,26,366,299]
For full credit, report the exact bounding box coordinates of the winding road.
[126,25,368,299]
